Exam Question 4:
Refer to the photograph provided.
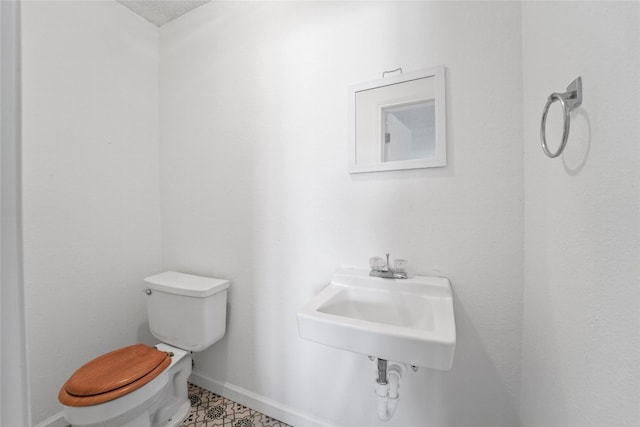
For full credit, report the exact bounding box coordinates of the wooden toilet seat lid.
[58,344,171,407]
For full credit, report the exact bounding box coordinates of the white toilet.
[58,271,229,427]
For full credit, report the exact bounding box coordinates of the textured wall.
[21,1,162,423]
[521,2,640,426]
[159,2,523,426]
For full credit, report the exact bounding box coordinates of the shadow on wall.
[136,321,158,347]
[439,295,521,427]
[562,109,591,176]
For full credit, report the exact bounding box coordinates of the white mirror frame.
[348,66,446,173]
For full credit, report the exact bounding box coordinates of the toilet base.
[62,343,192,427]
[120,399,189,427]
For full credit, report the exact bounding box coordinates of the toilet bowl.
[59,272,229,427]
[62,344,190,427]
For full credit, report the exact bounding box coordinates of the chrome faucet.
[369,253,408,279]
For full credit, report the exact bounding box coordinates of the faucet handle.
[393,258,407,272]
[369,256,385,271]
[393,259,408,277]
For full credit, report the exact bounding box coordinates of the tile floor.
[180,383,292,427]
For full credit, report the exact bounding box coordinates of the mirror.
[348,66,446,173]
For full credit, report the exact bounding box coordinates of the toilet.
[58,271,229,427]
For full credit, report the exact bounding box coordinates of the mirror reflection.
[382,99,435,162]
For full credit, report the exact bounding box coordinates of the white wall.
[521,2,640,426]
[159,2,523,426]
[21,1,162,423]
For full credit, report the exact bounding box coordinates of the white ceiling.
[117,0,211,27]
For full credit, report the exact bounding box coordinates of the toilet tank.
[144,271,230,352]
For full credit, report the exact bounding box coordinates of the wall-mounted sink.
[296,268,455,370]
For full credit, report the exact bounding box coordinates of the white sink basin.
[296,267,456,370]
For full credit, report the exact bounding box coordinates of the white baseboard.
[189,371,336,427]
[33,411,67,427]
[35,375,334,427]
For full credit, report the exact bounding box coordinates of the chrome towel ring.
[540,76,583,158]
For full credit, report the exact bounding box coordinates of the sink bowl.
[296,267,455,370]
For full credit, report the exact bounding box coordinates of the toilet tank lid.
[144,271,229,298]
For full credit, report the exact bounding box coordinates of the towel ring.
[540,77,582,158]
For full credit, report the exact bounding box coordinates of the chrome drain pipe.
[374,358,402,421]
[377,358,388,385]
